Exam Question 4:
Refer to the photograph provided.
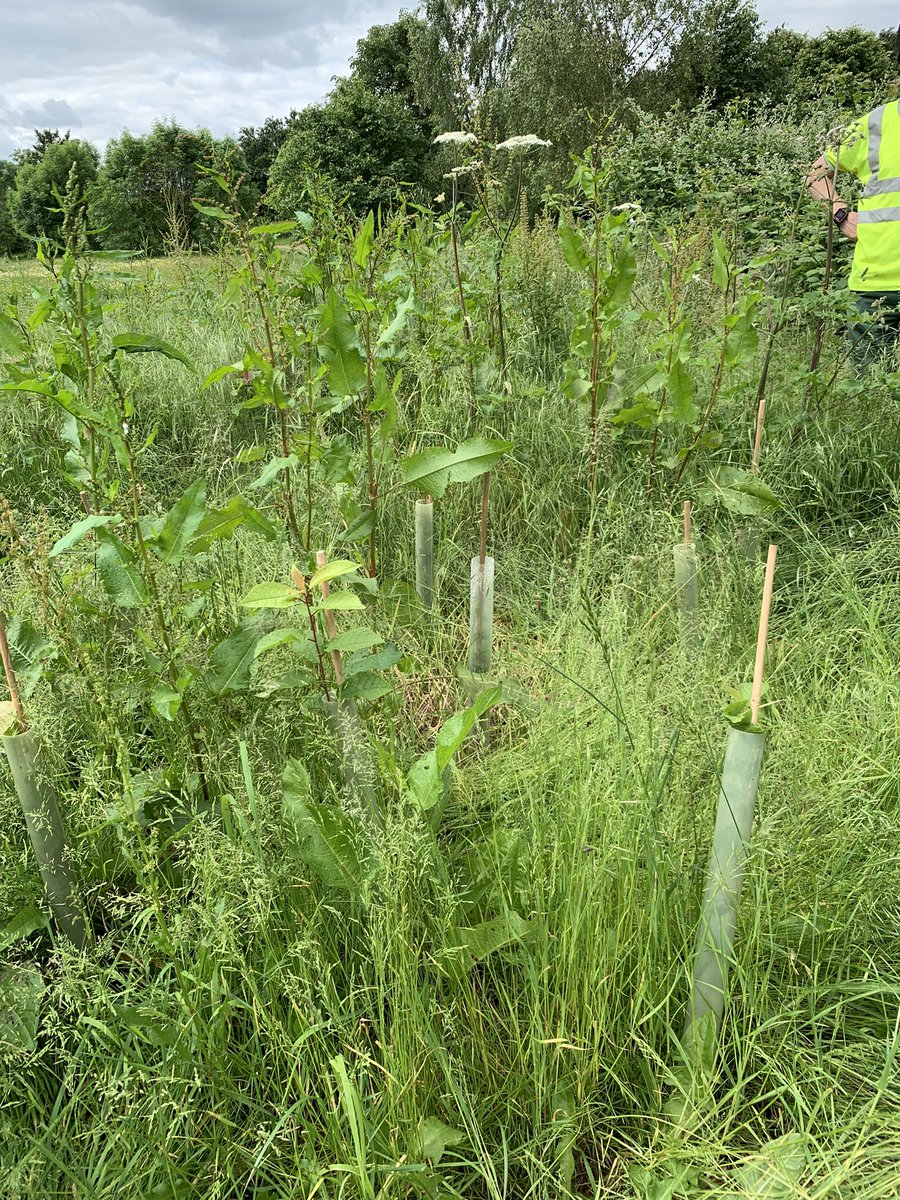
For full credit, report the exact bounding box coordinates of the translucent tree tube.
[415,498,434,609]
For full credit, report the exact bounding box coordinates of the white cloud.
[0,0,402,157]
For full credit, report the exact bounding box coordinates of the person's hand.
[841,211,858,241]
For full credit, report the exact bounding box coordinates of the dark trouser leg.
[849,292,900,371]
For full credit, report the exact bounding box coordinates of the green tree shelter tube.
[415,498,434,609]
[2,729,88,948]
[468,556,494,676]
[672,542,699,648]
[685,727,765,1047]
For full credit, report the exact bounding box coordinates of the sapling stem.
[414,497,434,609]
[0,610,27,733]
[315,550,345,684]
[479,473,491,568]
[291,566,331,701]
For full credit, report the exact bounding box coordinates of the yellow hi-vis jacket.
[826,100,900,292]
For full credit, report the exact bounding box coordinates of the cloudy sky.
[1,1,897,159]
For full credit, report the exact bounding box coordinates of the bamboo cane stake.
[683,500,691,547]
[750,544,777,725]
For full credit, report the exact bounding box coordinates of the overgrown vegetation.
[0,93,899,1195]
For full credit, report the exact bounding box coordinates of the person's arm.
[806,154,858,241]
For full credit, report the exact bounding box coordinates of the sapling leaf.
[95,533,149,608]
[151,479,207,564]
[309,560,360,589]
[48,513,121,557]
[315,591,364,612]
[352,210,375,267]
[326,627,383,653]
[191,201,232,222]
[202,361,244,388]
[283,758,375,892]
[205,623,260,695]
[254,627,310,658]
[188,495,276,551]
[449,910,535,963]
[111,333,195,372]
[239,582,303,610]
[399,438,513,499]
[558,220,590,272]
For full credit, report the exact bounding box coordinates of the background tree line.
[0,0,896,257]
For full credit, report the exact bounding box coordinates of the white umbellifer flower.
[612,202,642,212]
[442,160,483,180]
[494,134,552,152]
[433,131,478,145]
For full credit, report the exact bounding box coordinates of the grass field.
[0,192,899,1200]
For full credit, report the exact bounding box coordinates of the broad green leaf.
[558,220,590,272]
[408,686,500,810]
[450,911,534,963]
[377,290,415,351]
[0,312,27,357]
[316,591,364,612]
[283,758,374,892]
[712,232,730,292]
[254,627,310,658]
[188,495,277,552]
[665,359,696,424]
[0,905,48,952]
[352,210,375,268]
[151,479,206,564]
[699,467,780,517]
[339,672,393,701]
[151,685,182,722]
[326,627,383,653]
[205,624,260,695]
[417,1117,464,1164]
[0,966,44,1052]
[607,240,637,310]
[724,314,759,368]
[202,361,244,388]
[239,582,303,610]
[309,559,360,590]
[95,533,149,608]
[6,616,57,699]
[191,201,232,221]
[249,220,297,235]
[48,513,120,557]
[111,333,195,372]
[248,454,298,491]
[319,289,367,396]
[399,438,513,499]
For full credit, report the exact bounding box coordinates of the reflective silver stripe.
[857,207,900,223]
[867,104,885,179]
[861,175,900,197]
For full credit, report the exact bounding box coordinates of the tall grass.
[1,214,900,1198]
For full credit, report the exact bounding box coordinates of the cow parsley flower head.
[612,202,642,213]
[434,131,478,145]
[442,160,483,180]
[494,134,552,153]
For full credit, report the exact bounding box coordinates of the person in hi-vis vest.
[806,26,900,366]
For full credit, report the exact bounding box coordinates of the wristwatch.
[833,206,851,227]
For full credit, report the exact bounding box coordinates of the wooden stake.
[0,611,26,733]
[315,550,344,685]
[750,544,777,725]
[683,500,692,547]
[752,392,768,474]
